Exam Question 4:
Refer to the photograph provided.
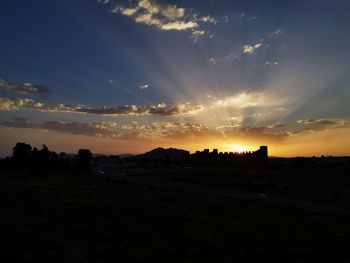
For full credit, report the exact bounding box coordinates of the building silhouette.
[191,146,268,168]
[122,146,269,169]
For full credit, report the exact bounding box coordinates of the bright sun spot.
[231,145,249,153]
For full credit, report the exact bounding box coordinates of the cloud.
[2,116,349,143]
[264,61,278,66]
[0,117,284,142]
[208,53,240,65]
[225,54,239,62]
[138,0,185,19]
[191,30,206,43]
[208,58,216,65]
[297,119,334,125]
[161,21,198,31]
[151,1,184,19]
[214,118,350,142]
[120,121,209,140]
[97,0,110,4]
[102,0,221,43]
[0,97,37,111]
[274,29,283,35]
[0,118,120,138]
[200,16,217,24]
[0,97,19,110]
[134,12,162,26]
[210,92,284,109]
[235,126,289,142]
[73,103,204,117]
[215,124,240,130]
[109,0,198,31]
[138,84,150,90]
[269,29,283,37]
[0,79,50,95]
[0,118,208,141]
[222,16,230,23]
[0,96,203,117]
[297,119,349,131]
[267,123,286,129]
[117,7,140,16]
[243,43,262,55]
[0,91,286,122]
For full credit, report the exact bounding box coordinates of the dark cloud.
[273,123,286,128]
[235,126,289,142]
[0,79,50,95]
[0,96,203,117]
[0,118,120,138]
[0,119,209,140]
[297,119,335,125]
[55,102,204,117]
[0,118,288,142]
[1,116,349,143]
[120,122,210,140]
[297,118,349,131]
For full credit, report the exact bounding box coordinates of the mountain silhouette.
[137,147,189,160]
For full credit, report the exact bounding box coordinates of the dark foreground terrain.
[1,170,350,263]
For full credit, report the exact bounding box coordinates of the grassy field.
[124,164,350,205]
[1,172,350,263]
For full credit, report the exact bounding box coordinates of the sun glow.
[231,145,250,153]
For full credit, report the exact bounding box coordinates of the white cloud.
[254,43,262,48]
[109,0,197,32]
[243,45,255,55]
[191,30,205,43]
[138,0,160,14]
[100,0,220,43]
[97,0,110,4]
[138,84,150,90]
[208,58,216,65]
[137,0,186,19]
[161,21,198,31]
[275,29,283,35]
[192,30,205,36]
[200,15,217,24]
[134,12,162,26]
[114,7,139,16]
[158,5,185,19]
[264,61,279,66]
[243,42,263,55]
[210,92,284,109]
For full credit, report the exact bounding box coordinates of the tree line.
[0,142,93,175]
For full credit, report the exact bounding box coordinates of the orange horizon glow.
[2,126,350,158]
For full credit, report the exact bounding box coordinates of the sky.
[1,0,350,157]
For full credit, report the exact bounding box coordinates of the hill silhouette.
[137,147,190,160]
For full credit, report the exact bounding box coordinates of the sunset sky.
[1,0,350,157]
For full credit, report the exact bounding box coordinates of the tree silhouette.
[13,142,32,163]
[78,149,92,173]
[38,144,51,161]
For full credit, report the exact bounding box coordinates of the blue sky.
[1,0,350,156]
